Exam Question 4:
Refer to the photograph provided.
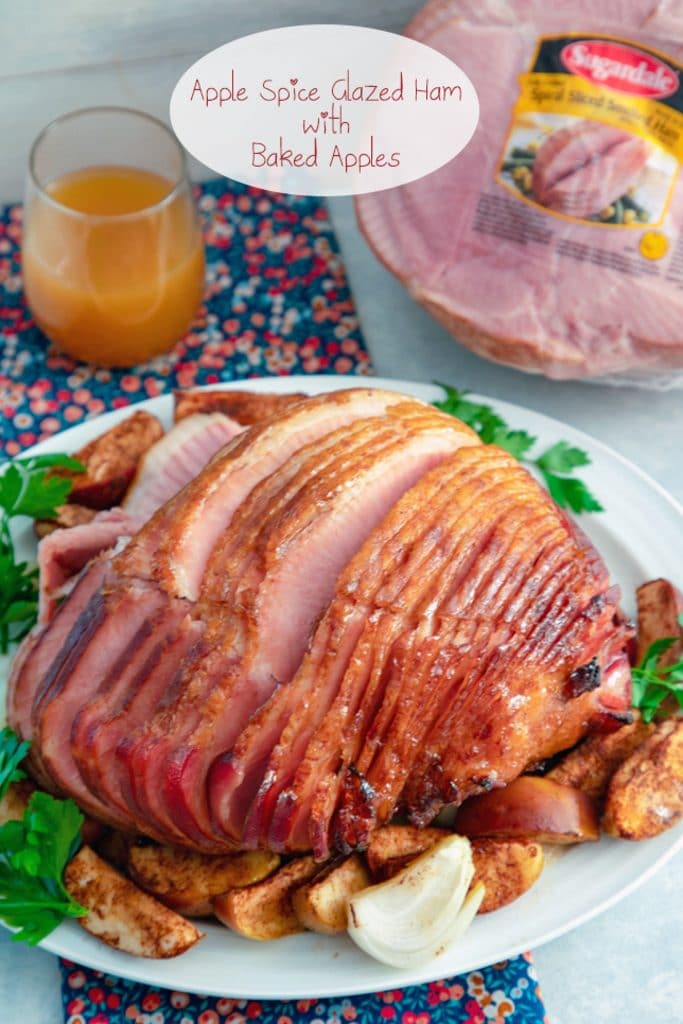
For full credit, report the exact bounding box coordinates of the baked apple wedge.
[55,410,163,510]
[453,776,600,844]
[64,846,203,958]
[127,845,280,917]
[212,856,320,940]
[635,579,683,667]
[292,854,370,935]
[471,839,544,913]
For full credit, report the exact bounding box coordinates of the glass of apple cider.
[23,107,205,367]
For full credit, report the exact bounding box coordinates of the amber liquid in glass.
[23,165,204,366]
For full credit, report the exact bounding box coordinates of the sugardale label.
[560,40,679,99]
[499,30,683,230]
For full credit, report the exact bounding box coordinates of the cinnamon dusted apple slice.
[292,854,370,935]
[546,716,654,806]
[212,856,321,940]
[453,776,600,844]
[365,824,450,880]
[602,718,683,840]
[127,845,280,917]
[64,846,203,958]
[56,410,163,509]
[0,780,35,825]
[471,839,544,913]
[635,578,683,667]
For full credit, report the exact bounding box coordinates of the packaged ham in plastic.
[356,1,683,384]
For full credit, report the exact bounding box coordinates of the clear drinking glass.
[23,107,205,367]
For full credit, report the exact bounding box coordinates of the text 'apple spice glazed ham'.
[7,390,632,857]
[357,1,683,381]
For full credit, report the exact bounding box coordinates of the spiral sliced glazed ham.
[117,402,476,848]
[7,390,631,854]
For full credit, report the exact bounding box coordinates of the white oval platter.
[2,375,681,999]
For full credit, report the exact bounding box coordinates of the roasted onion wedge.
[347,835,483,967]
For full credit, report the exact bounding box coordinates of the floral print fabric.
[60,955,548,1024]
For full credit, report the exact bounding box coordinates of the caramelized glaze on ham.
[7,390,631,854]
[117,404,477,846]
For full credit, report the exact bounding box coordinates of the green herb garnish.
[0,728,30,801]
[433,384,603,514]
[0,455,84,652]
[0,729,86,945]
[0,791,86,944]
[631,615,683,723]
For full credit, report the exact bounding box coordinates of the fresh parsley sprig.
[0,791,86,944]
[433,384,603,514]
[0,729,86,945]
[0,728,30,801]
[631,615,683,723]
[0,454,84,653]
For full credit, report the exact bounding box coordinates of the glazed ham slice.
[115,388,411,599]
[37,508,139,625]
[122,413,245,522]
[7,389,632,855]
[9,561,111,791]
[173,389,306,424]
[34,577,188,828]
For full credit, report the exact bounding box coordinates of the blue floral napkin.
[59,956,548,1024]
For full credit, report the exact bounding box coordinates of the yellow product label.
[514,73,683,160]
[497,33,683,228]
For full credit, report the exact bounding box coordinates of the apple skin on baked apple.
[453,776,600,844]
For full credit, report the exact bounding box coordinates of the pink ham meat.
[356,0,683,379]
[7,390,632,855]
[532,122,649,217]
[38,508,138,625]
[122,413,244,522]
[37,413,246,627]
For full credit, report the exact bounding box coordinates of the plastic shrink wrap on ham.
[356,0,683,384]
